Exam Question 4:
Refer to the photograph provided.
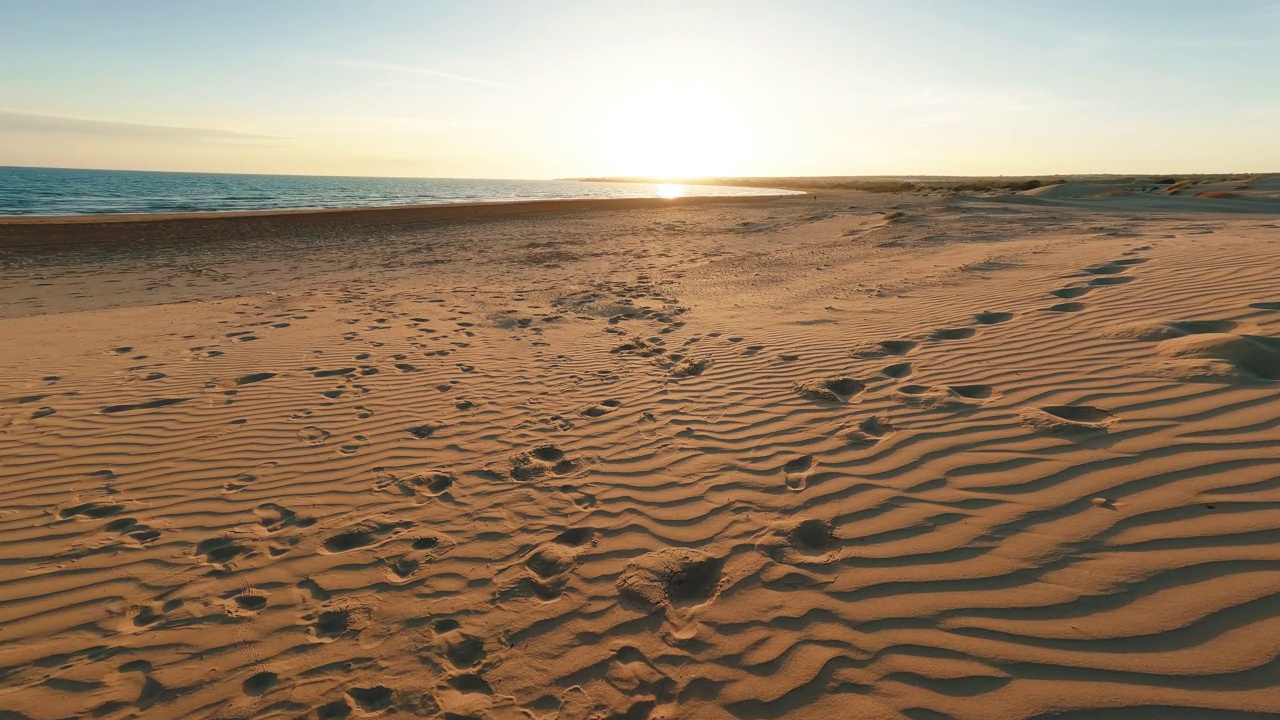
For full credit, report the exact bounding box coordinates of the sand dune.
[1,188,1279,719]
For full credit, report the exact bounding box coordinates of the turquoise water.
[0,166,795,216]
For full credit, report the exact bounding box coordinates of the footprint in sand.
[1249,302,1280,311]
[1021,404,1116,433]
[305,608,351,642]
[254,502,315,533]
[669,357,708,377]
[842,416,895,445]
[782,454,814,491]
[788,519,839,556]
[558,483,598,510]
[338,435,370,455]
[617,548,723,613]
[347,687,394,712]
[974,311,1013,325]
[853,339,917,359]
[521,542,580,600]
[882,362,912,379]
[298,426,331,444]
[234,372,275,386]
[433,619,487,670]
[316,699,353,719]
[1082,263,1130,275]
[104,517,162,545]
[793,377,865,402]
[1050,286,1091,299]
[100,398,189,414]
[59,502,125,520]
[382,533,452,581]
[1046,302,1086,312]
[949,384,995,400]
[313,367,356,378]
[319,519,414,554]
[509,444,581,481]
[581,399,622,417]
[402,422,440,439]
[226,589,268,615]
[931,327,976,341]
[194,536,254,568]
[373,469,455,502]
[120,599,184,633]
[761,518,841,565]
[1089,276,1134,286]
[241,672,278,697]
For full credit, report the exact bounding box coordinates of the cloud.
[311,58,511,90]
[881,87,1078,128]
[0,111,280,141]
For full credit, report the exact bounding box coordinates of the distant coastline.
[570,173,1274,194]
[0,166,799,216]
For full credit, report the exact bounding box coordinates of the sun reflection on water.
[656,183,684,199]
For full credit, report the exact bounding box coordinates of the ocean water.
[0,166,796,216]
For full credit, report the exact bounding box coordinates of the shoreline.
[0,192,802,248]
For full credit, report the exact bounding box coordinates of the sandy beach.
[2,181,1280,719]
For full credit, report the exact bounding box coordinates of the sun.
[594,85,749,178]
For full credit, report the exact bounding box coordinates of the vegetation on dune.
[569,174,1269,197]
[825,180,919,193]
[950,178,1063,192]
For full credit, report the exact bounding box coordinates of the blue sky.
[2,0,1278,177]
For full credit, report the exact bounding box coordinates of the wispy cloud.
[881,87,1079,128]
[312,58,510,90]
[1063,27,1278,55]
[0,110,280,141]
[314,110,509,131]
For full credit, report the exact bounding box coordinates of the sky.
[2,0,1278,178]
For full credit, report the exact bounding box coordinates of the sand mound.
[1103,319,1245,342]
[896,383,989,410]
[1155,333,1280,382]
[1020,182,1121,199]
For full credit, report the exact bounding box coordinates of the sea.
[0,166,796,216]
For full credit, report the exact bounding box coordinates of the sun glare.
[595,85,749,178]
[655,183,683,198]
